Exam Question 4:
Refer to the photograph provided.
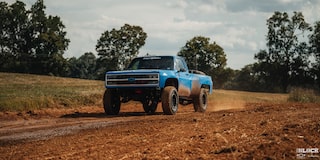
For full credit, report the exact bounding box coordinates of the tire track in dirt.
[0,114,166,144]
[0,97,245,145]
[0,119,122,143]
[0,111,193,144]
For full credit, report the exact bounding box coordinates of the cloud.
[4,0,320,69]
[301,0,320,23]
[165,0,188,9]
[224,0,311,12]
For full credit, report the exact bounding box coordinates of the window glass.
[127,56,174,70]
[176,58,187,72]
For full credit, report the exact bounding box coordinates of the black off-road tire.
[103,89,121,115]
[193,88,207,112]
[143,99,158,114]
[161,86,179,115]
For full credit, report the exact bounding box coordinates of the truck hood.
[107,69,164,74]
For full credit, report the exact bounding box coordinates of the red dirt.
[0,101,320,159]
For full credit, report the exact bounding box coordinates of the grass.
[2,72,318,112]
[288,87,320,103]
[0,72,105,111]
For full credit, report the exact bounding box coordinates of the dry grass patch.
[288,87,320,103]
[0,72,104,111]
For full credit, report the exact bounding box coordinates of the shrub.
[288,87,319,103]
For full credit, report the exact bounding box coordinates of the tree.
[0,1,29,72]
[224,64,258,91]
[68,52,97,79]
[0,2,12,71]
[178,36,228,88]
[310,21,320,90]
[0,0,69,76]
[28,0,69,75]
[254,11,312,92]
[95,24,147,79]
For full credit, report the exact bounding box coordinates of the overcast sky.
[6,0,320,69]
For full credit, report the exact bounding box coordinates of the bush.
[288,88,319,103]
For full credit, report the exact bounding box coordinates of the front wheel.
[103,89,121,115]
[161,86,179,115]
[193,88,208,112]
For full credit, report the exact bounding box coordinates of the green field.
[1,72,318,112]
[0,72,104,111]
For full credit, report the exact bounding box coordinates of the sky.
[5,0,320,69]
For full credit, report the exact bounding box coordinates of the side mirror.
[179,68,186,72]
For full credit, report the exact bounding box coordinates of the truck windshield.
[127,56,174,70]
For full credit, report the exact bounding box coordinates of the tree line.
[1,0,319,92]
[226,12,320,92]
[0,0,69,76]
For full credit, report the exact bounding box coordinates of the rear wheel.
[103,89,121,115]
[161,86,179,115]
[143,98,158,114]
[193,88,207,112]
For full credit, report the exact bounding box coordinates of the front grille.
[106,73,159,87]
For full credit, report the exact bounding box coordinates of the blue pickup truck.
[104,56,213,115]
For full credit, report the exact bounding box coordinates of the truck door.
[175,57,192,97]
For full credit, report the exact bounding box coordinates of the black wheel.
[193,88,207,112]
[103,89,121,115]
[143,98,158,114]
[161,86,179,115]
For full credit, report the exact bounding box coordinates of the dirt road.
[0,101,320,159]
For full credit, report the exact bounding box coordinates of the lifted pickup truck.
[104,56,213,115]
